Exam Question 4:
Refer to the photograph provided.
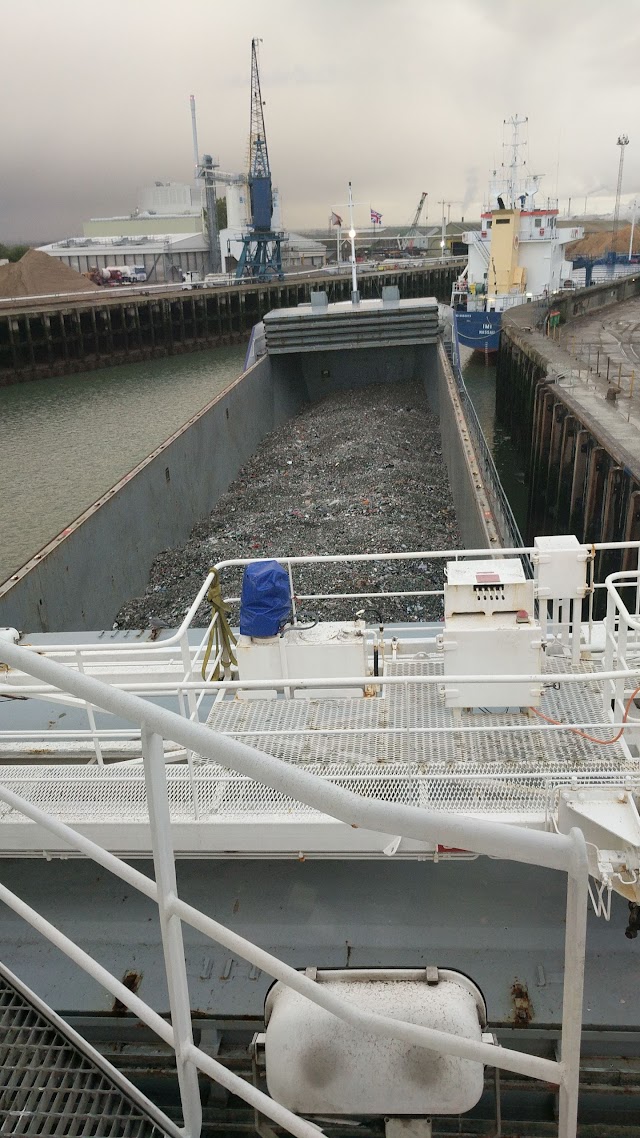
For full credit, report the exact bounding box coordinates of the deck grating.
[0,971,171,1136]
[1,658,639,823]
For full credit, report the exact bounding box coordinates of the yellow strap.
[202,569,238,681]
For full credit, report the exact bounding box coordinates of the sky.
[2,0,640,243]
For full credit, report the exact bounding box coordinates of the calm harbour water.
[0,345,246,583]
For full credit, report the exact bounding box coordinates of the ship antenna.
[504,114,528,208]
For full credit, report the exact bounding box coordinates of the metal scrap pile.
[115,381,461,629]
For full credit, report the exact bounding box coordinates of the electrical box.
[236,620,367,700]
[264,968,486,1116]
[534,534,589,601]
[445,557,533,617]
[441,558,542,709]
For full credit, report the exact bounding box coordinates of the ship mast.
[503,114,528,208]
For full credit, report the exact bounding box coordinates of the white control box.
[445,557,534,617]
[442,558,541,709]
[534,534,589,601]
[236,621,367,700]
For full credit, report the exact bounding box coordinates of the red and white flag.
[330,211,343,226]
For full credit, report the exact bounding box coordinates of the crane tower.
[235,39,283,280]
[398,192,428,251]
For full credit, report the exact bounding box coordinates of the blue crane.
[235,39,283,281]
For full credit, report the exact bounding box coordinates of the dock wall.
[0,263,460,385]
[497,274,640,581]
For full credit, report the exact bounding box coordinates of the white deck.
[1,652,639,857]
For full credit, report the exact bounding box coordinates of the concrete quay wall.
[498,273,640,584]
[0,336,496,633]
[0,263,460,385]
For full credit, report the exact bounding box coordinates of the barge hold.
[115,379,461,630]
[2,292,640,1137]
[0,292,496,634]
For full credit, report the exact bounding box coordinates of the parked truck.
[85,266,147,286]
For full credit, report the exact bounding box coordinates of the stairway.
[0,962,177,1137]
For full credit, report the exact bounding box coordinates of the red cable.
[529,684,640,745]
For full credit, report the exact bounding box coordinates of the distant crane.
[189,94,244,276]
[235,39,283,280]
[398,192,428,251]
[611,133,630,254]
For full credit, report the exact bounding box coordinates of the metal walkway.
[0,962,178,1137]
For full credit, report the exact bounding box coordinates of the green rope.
[201,569,238,681]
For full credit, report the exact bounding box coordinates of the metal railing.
[0,637,589,1138]
[6,541,640,774]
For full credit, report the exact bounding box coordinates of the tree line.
[0,243,31,263]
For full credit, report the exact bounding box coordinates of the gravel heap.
[115,381,462,630]
[0,249,100,298]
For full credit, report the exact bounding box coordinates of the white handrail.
[0,637,588,1138]
[0,640,572,867]
[10,538,640,663]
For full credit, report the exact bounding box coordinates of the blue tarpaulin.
[239,560,291,638]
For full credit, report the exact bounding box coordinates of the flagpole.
[337,223,341,265]
[348,181,359,304]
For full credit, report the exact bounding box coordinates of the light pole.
[612,133,630,253]
[348,181,359,304]
[440,200,446,262]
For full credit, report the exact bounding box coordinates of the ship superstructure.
[452,116,583,350]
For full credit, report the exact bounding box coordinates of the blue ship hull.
[454,309,501,351]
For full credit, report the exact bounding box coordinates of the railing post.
[142,728,202,1138]
[603,588,617,718]
[558,828,589,1138]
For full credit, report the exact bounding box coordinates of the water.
[460,349,529,534]
[0,346,246,583]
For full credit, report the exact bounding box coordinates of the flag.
[330,211,342,226]
[370,208,382,224]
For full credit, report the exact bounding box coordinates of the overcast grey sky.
[2,0,640,242]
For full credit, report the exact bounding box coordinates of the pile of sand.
[566,224,640,260]
[0,249,100,299]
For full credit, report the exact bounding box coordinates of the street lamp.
[348,184,359,304]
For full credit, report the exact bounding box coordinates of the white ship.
[452,116,583,351]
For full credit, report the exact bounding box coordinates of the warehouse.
[37,232,208,283]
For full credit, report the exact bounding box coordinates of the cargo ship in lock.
[451,116,583,353]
